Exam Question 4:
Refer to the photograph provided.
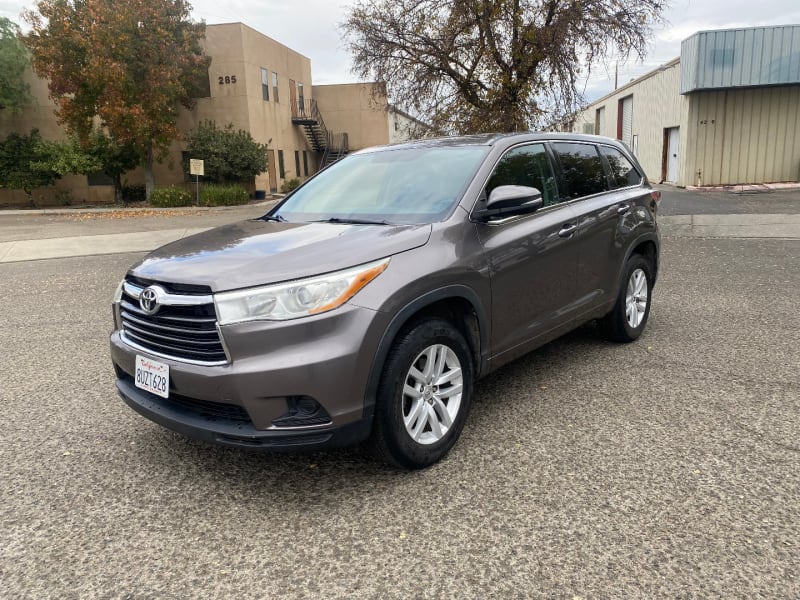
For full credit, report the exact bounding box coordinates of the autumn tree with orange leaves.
[23,0,210,199]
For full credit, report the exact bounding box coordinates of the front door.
[666,127,679,183]
[475,143,579,362]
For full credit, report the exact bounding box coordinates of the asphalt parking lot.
[1,194,799,597]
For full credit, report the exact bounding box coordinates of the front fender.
[360,285,489,419]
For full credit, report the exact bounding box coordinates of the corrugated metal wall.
[682,25,800,93]
[685,86,800,185]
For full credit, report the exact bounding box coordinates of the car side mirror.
[487,185,543,210]
[480,185,543,220]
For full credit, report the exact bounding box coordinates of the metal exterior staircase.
[292,99,349,170]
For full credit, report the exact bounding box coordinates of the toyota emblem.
[139,286,161,315]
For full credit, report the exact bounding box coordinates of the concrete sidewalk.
[659,213,800,239]
[0,212,798,264]
[0,227,211,263]
[0,202,271,263]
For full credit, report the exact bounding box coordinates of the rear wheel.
[600,255,654,343]
[369,318,474,469]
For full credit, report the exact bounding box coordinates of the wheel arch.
[362,286,489,419]
[624,233,660,286]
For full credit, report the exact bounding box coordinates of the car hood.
[128,219,432,291]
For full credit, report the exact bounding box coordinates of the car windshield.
[271,145,490,225]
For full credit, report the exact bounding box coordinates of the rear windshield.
[272,146,490,225]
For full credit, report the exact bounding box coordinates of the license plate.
[135,355,169,399]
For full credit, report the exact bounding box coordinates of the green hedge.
[280,178,301,193]
[122,183,146,203]
[201,184,250,206]
[149,186,193,207]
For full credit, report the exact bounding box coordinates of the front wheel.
[369,318,474,469]
[600,255,654,343]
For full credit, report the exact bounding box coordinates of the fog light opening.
[272,395,332,428]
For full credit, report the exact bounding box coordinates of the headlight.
[214,258,390,324]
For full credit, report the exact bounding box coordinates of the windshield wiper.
[261,213,287,222]
[317,217,393,225]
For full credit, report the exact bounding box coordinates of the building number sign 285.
[218,75,237,84]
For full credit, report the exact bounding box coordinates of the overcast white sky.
[3,0,800,105]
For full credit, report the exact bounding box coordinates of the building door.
[297,83,304,110]
[594,106,605,135]
[666,127,679,183]
[289,79,297,117]
[267,149,278,193]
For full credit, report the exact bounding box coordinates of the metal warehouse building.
[570,25,800,187]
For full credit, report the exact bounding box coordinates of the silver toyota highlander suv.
[110,132,660,469]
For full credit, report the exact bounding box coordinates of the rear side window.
[551,142,608,200]
[600,146,642,188]
[486,143,559,207]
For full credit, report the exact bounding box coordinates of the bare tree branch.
[343,0,668,133]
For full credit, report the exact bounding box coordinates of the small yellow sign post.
[189,159,204,205]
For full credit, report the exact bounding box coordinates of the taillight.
[650,190,662,203]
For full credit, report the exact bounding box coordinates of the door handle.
[558,224,577,238]
[617,203,631,215]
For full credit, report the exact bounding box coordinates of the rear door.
[474,143,580,361]
[550,141,648,316]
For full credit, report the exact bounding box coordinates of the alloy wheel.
[625,268,648,328]
[401,344,463,445]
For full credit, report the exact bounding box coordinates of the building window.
[272,72,279,103]
[297,82,304,112]
[261,68,269,101]
[181,151,191,182]
[709,48,735,69]
[278,150,285,178]
[87,172,114,186]
[294,151,301,177]
[192,69,211,99]
[303,151,309,176]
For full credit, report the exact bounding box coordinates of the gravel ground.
[1,236,798,598]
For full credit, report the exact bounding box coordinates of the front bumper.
[110,302,390,451]
[116,377,371,450]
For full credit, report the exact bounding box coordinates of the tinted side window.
[551,142,608,199]
[486,144,558,206]
[600,146,642,188]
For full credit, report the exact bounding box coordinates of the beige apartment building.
[0,22,419,205]
[569,25,800,187]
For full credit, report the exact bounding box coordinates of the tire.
[600,254,654,343]
[368,318,474,469]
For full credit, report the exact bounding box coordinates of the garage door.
[620,96,633,148]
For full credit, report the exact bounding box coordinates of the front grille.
[119,278,228,364]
